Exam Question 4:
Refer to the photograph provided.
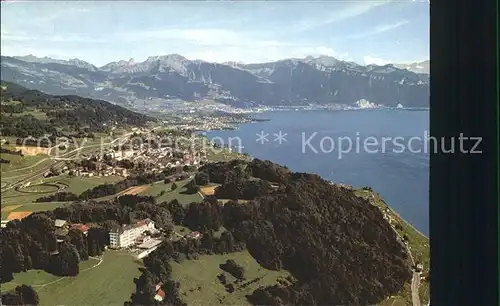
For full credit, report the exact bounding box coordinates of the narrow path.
[197,191,205,199]
[173,231,184,238]
[3,133,134,193]
[390,218,420,306]
[367,194,421,306]
[7,256,103,289]
[411,272,421,306]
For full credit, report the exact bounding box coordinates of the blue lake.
[205,109,429,235]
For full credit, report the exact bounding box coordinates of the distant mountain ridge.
[1,54,429,109]
[394,60,429,74]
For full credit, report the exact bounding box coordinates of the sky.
[1,1,429,67]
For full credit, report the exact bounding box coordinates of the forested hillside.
[0,81,152,138]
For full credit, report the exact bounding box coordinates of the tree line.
[0,148,23,155]
[0,213,105,283]
[35,170,189,203]
[1,285,39,305]
[0,194,174,287]
[0,81,152,139]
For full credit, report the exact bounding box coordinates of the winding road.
[366,194,421,306]
[2,132,134,193]
[411,271,421,306]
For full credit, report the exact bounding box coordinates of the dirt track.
[1,204,23,212]
[200,185,218,196]
[15,146,50,156]
[120,185,149,195]
[7,211,32,220]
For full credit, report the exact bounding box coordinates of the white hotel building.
[109,218,155,248]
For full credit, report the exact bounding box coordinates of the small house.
[154,283,165,302]
[186,231,202,240]
[71,223,89,235]
[416,263,424,272]
[54,219,67,228]
[55,228,69,240]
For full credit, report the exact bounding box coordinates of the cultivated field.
[200,184,219,196]
[14,146,51,156]
[140,179,204,206]
[55,175,124,195]
[6,211,32,221]
[1,175,125,219]
[206,146,249,162]
[121,185,150,195]
[1,202,70,221]
[170,250,291,305]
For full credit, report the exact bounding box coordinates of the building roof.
[137,238,162,249]
[55,228,69,237]
[54,219,67,227]
[154,289,165,301]
[71,223,89,233]
[186,231,202,239]
[110,218,153,234]
[135,218,153,227]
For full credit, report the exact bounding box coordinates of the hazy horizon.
[1,1,429,67]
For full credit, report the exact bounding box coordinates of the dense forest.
[1,285,39,305]
[129,158,412,305]
[0,195,172,284]
[195,159,412,305]
[0,81,152,138]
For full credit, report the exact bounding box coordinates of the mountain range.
[394,60,429,74]
[1,54,429,109]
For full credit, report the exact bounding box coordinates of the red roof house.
[71,224,89,234]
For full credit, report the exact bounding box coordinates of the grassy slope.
[54,174,125,195]
[1,251,142,306]
[171,250,291,306]
[10,110,48,120]
[1,175,125,220]
[139,179,204,206]
[36,251,141,306]
[354,189,430,306]
[1,257,99,292]
[0,154,52,175]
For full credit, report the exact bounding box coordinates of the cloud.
[288,47,349,60]
[293,1,391,31]
[119,28,293,49]
[363,55,392,65]
[1,32,105,43]
[347,20,409,39]
[374,20,409,33]
[181,45,350,65]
